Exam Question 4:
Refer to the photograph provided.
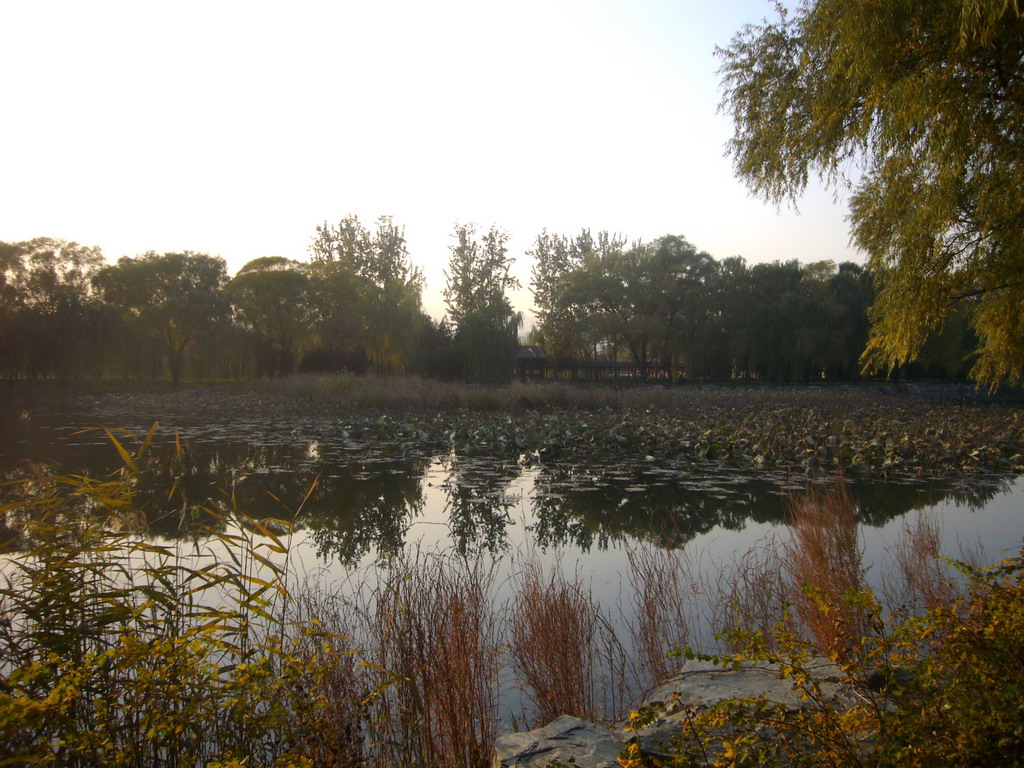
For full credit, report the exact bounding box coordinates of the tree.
[0,238,105,380]
[303,259,368,373]
[530,230,628,376]
[226,257,311,377]
[444,224,522,383]
[718,0,1024,386]
[95,252,228,385]
[529,230,583,373]
[310,215,425,374]
[647,235,718,382]
[551,234,718,381]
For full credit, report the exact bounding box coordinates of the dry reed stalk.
[363,550,500,768]
[509,558,628,724]
[625,545,696,686]
[509,559,596,723]
[709,534,792,652]
[262,372,632,412]
[288,581,367,768]
[784,482,869,659]
[882,512,959,619]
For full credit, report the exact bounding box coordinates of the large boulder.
[615,658,848,759]
[492,714,624,768]
[492,658,851,768]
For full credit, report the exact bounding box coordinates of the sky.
[1,0,860,325]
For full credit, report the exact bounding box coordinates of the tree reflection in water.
[0,427,1015,565]
[438,456,519,556]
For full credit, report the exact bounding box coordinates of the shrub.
[0,431,357,767]
[622,483,1024,768]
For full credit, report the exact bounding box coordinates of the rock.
[492,660,853,767]
[615,658,848,759]
[492,714,624,768]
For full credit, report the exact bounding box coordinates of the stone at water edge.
[614,658,849,759]
[492,714,624,768]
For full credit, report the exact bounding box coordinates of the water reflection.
[439,456,519,556]
[0,419,1016,565]
[527,464,1010,553]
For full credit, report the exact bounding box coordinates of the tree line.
[0,221,975,386]
[529,231,972,383]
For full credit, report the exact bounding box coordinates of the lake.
[3,385,1023,722]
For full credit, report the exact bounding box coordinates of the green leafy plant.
[0,427,360,767]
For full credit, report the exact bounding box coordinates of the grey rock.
[645,658,843,710]
[493,714,624,768]
[615,658,849,759]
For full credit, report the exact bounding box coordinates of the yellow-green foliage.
[886,552,1024,766]
[621,550,1024,768]
[0,430,361,767]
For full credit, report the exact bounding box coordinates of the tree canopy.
[94,252,229,386]
[311,215,425,374]
[717,0,1024,387]
[445,224,522,383]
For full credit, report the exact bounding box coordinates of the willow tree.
[718,0,1024,386]
[227,257,311,377]
[95,252,228,385]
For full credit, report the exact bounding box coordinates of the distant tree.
[717,0,1024,386]
[310,215,425,374]
[0,242,22,379]
[226,257,311,377]
[444,224,522,383]
[530,230,630,376]
[529,230,583,373]
[0,238,105,381]
[824,262,875,380]
[746,260,817,382]
[303,259,368,372]
[717,255,754,379]
[418,316,461,379]
[552,234,718,381]
[94,252,228,386]
[647,235,718,381]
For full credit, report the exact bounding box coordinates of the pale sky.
[1,0,860,325]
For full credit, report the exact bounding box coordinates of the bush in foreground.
[622,540,1024,767]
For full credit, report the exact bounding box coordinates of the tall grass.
[0,467,319,764]
[784,481,872,660]
[882,512,959,618]
[508,558,629,724]
[625,545,698,685]
[258,372,649,412]
[360,550,501,768]
[287,580,367,768]
[710,535,793,652]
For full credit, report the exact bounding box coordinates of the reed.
[0,427,369,766]
[882,512,960,620]
[625,545,697,686]
[709,534,793,652]
[360,550,501,768]
[287,580,368,768]
[258,372,632,412]
[784,481,871,659]
[508,557,629,724]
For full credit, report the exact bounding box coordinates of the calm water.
[3,391,1024,722]
[3,393,1021,588]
